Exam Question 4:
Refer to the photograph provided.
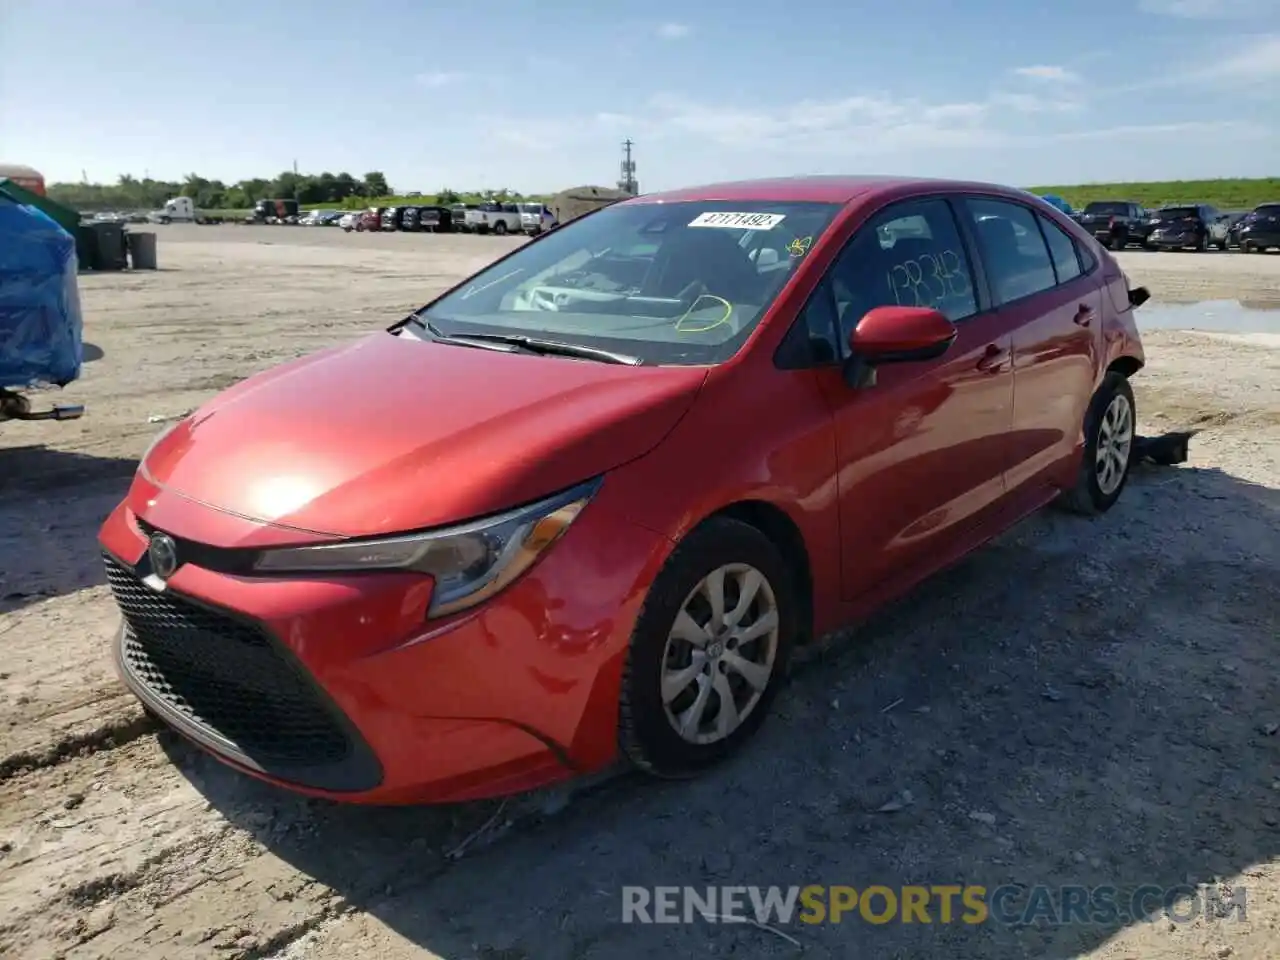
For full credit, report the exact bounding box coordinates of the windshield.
[1252,204,1280,218]
[1155,206,1198,220]
[417,199,842,366]
[1083,202,1131,215]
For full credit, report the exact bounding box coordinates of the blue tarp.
[0,200,83,388]
[1038,194,1074,215]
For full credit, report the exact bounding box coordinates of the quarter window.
[825,198,978,350]
[1037,214,1082,284]
[962,198,1057,305]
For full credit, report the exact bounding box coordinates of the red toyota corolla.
[100,176,1148,804]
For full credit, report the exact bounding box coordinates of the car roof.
[623,175,1048,206]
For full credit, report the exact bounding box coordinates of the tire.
[492,221,508,235]
[1196,232,1208,252]
[619,517,797,778]
[1109,233,1126,250]
[1216,238,1228,251]
[1056,372,1136,516]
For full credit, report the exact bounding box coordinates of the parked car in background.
[1229,202,1280,253]
[1145,204,1230,251]
[414,205,454,232]
[518,202,557,235]
[464,200,522,235]
[339,212,361,231]
[1077,200,1149,249]
[357,207,385,231]
[100,175,1149,804]
[451,204,476,232]
[301,209,342,226]
[381,206,417,231]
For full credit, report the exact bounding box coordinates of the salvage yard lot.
[2,225,1278,960]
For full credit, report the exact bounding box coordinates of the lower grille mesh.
[104,555,352,770]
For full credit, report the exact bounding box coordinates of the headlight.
[251,478,600,618]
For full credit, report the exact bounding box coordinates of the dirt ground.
[2,225,1278,960]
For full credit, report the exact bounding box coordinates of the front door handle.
[1074,304,1095,326]
[976,344,1009,373]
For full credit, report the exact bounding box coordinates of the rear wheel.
[492,220,508,235]
[619,518,796,778]
[1056,372,1136,516]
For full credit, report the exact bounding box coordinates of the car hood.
[142,330,707,537]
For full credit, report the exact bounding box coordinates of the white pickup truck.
[464,201,523,235]
[518,202,557,235]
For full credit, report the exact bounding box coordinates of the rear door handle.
[1074,304,1095,326]
[976,344,1009,373]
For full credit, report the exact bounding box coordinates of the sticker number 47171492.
[689,211,786,230]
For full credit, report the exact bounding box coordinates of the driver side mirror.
[842,306,958,389]
[1128,286,1150,308]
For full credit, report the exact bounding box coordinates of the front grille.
[104,554,380,790]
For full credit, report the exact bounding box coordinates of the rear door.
[957,197,1102,501]
[811,196,1018,599]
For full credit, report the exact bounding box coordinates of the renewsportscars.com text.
[621,884,1248,927]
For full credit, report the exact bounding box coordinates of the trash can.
[88,221,127,270]
[127,231,158,269]
[76,224,100,271]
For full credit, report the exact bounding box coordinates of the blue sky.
[2,0,1276,193]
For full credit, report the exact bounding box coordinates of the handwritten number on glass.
[887,249,970,310]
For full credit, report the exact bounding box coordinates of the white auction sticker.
[688,211,786,230]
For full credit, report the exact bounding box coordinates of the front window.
[1154,206,1199,221]
[416,200,842,365]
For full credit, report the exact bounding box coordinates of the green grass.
[1027,178,1279,211]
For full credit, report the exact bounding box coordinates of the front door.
[811,197,1018,600]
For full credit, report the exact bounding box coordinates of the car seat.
[640,228,759,301]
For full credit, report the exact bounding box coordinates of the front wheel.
[619,518,796,778]
[492,221,508,235]
[1056,372,1136,516]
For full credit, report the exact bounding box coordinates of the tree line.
[46,171,538,212]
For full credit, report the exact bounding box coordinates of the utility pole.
[618,140,638,195]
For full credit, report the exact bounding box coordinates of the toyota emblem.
[148,533,179,579]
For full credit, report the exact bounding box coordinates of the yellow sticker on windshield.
[787,236,813,258]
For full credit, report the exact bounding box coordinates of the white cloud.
[656,22,691,39]
[1210,33,1280,81]
[1138,0,1274,17]
[415,71,466,88]
[989,92,1085,114]
[1012,65,1081,83]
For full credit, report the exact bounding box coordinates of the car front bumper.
[98,478,672,804]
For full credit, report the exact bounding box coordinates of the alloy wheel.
[660,563,779,746]
[1096,393,1134,496]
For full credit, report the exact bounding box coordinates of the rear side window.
[1037,214,1082,284]
[825,198,979,349]
[962,198,1057,305]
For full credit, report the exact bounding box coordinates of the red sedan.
[100,176,1147,804]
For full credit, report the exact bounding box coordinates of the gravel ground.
[2,225,1278,960]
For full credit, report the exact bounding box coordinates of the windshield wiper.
[443,332,643,366]
[405,315,521,353]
